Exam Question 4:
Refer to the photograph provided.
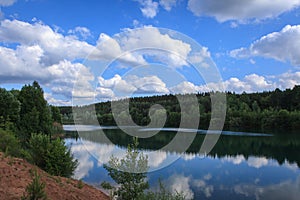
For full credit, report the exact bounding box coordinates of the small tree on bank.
[21,169,47,200]
[102,138,149,199]
[29,133,78,178]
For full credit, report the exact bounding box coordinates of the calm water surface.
[64,125,300,200]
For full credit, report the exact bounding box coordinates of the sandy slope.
[0,152,109,200]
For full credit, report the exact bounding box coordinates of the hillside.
[0,152,109,200]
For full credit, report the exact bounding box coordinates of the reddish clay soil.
[0,152,109,200]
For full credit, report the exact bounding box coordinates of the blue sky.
[0,0,300,105]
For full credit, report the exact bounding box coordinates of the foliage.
[0,128,22,157]
[17,81,53,141]
[102,138,188,199]
[21,169,47,200]
[50,106,62,124]
[0,82,78,181]
[28,133,78,178]
[61,85,300,134]
[103,137,149,200]
[139,180,186,200]
[0,88,20,129]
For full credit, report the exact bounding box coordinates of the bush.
[139,180,186,200]
[28,133,78,178]
[103,138,149,199]
[103,138,187,200]
[21,169,47,200]
[0,128,22,157]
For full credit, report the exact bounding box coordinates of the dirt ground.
[0,152,109,200]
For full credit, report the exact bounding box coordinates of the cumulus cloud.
[230,25,300,66]
[0,19,95,65]
[0,45,48,82]
[277,71,300,89]
[117,26,192,67]
[170,73,275,94]
[0,19,203,105]
[47,60,95,99]
[96,74,169,101]
[187,0,300,23]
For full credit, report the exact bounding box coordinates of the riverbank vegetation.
[61,85,300,134]
[0,81,77,178]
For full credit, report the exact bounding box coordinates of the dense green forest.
[0,81,77,178]
[61,86,300,134]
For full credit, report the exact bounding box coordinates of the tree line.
[61,85,300,134]
[0,81,77,178]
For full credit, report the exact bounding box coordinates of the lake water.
[64,125,300,200]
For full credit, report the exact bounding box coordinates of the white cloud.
[96,74,169,101]
[0,45,48,82]
[67,139,95,179]
[247,156,269,168]
[192,175,214,198]
[167,174,194,199]
[223,155,246,165]
[44,93,71,106]
[119,26,192,67]
[168,71,299,95]
[0,19,94,65]
[277,72,300,89]
[188,47,211,65]
[233,176,300,200]
[170,81,199,94]
[0,0,16,6]
[159,0,177,11]
[222,155,272,169]
[95,71,299,103]
[187,0,300,23]
[135,0,179,17]
[182,153,196,161]
[230,25,300,66]
[244,74,273,91]
[68,26,91,40]
[47,60,94,99]
[136,0,159,18]
[147,151,167,167]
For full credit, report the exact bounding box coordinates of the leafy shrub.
[28,133,78,178]
[0,128,22,157]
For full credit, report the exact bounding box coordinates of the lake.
[64,125,300,200]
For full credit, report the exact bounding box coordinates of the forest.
[60,85,300,134]
[0,81,77,178]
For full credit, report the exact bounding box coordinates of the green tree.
[28,134,78,178]
[22,169,47,200]
[0,128,22,157]
[18,81,52,141]
[44,138,78,177]
[102,138,149,199]
[0,88,21,129]
[50,106,62,124]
